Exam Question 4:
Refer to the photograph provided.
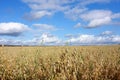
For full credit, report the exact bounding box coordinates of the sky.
[0,0,120,45]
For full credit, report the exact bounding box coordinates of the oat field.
[0,45,120,80]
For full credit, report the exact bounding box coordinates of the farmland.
[0,45,120,80]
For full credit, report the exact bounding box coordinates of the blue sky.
[0,0,120,45]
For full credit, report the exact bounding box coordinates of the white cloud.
[0,22,30,36]
[0,32,120,45]
[101,31,113,35]
[23,33,62,45]
[22,0,73,11]
[22,0,74,20]
[64,7,87,20]
[74,23,82,28]
[67,34,95,44]
[81,10,112,21]
[88,17,111,28]
[22,0,111,20]
[24,11,53,20]
[22,0,110,12]
[0,33,61,45]
[33,23,56,31]
[66,32,120,45]
[64,0,111,20]
[22,0,120,29]
[112,35,120,42]
[0,38,23,45]
[40,33,61,44]
[80,10,120,28]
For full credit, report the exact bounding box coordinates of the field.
[0,45,120,80]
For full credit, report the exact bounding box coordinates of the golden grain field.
[0,45,120,80]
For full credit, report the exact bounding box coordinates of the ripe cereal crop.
[0,45,120,80]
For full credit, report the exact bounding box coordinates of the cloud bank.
[22,0,120,28]
[0,22,30,36]
[0,31,120,45]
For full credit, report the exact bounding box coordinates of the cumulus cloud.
[64,7,87,20]
[22,0,111,20]
[112,35,120,42]
[88,17,111,28]
[33,23,56,31]
[0,33,61,45]
[22,0,74,20]
[66,33,120,45]
[80,10,112,28]
[81,10,112,21]
[80,10,120,28]
[0,31,120,45]
[23,33,62,45]
[74,23,82,28]
[24,11,53,20]
[21,0,120,29]
[22,0,73,11]
[22,0,120,28]
[39,33,61,44]
[66,34,95,44]
[101,31,113,35]
[0,38,23,45]
[0,22,30,36]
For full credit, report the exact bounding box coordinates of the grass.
[0,45,120,80]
